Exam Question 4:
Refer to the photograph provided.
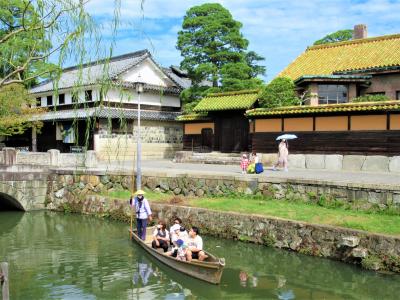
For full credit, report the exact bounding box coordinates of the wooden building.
[247,101,400,155]
[177,90,260,153]
[5,50,190,159]
[280,26,400,105]
[246,25,400,156]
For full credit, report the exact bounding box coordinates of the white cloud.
[84,0,400,80]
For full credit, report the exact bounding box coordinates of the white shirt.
[186,235,203,251]
[169,224,181,235]
[132,197,152,219]
[152,228,170,240]
[171,230,189,244]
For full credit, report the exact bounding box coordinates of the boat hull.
[130,228,224,284]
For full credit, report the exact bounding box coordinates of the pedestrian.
[240,154,249,174]
[273,139,289,172]
[130,190,152,240]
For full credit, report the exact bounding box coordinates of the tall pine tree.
[176,3,265,112]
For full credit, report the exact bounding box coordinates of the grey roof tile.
[30,50,191,94]
[34,107,181,122]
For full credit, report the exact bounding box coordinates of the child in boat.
[175,239,188,261]
[165,238,186,259]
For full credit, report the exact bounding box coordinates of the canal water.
[0,211,398,300]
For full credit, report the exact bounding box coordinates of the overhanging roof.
[294,75,372,85]
[176,113,211,122]
[193,90,260,112]
[33,107,181,122]
[30,50,191,94]
[279,33,400,80]
[246,100,400,118]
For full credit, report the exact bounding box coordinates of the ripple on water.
[0,211,399,300]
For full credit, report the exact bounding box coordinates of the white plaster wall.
[105,89,180,107]
[120,59,173,87]
[35,88,100,107]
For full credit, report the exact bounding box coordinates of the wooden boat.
[129,226,225,284]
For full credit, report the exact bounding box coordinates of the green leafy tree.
[245,51,266,78]
[0,0,97,88]
[0,0,115,138]
[0,83,43,135]
[220,62,263,92]
[313,29,353,45]
[351,94,390,103]
[177,3,248,87]
[259,77,300,108]
[177,3,265,111]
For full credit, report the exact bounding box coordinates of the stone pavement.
[97,159,400,187]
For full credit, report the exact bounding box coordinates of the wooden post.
[1,262,9,300]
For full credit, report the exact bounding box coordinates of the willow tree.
[0,0,117,136]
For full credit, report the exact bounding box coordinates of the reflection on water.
[0,211,398,300]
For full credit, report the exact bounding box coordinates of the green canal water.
[0,211,398,300]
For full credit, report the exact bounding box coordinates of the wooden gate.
[216,112,249,153]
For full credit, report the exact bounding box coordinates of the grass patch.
[186,197,400,236]
[99,189,171,202]
[96,188,400,236]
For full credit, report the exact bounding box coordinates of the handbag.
[255,162,264,174]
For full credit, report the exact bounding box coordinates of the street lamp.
[135,75,145,190]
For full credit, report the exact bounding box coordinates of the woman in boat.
[169,217,182,236]
[130,190,152,240]
[152,220,170,252]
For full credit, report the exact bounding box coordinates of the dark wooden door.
[217,112,249,153]
[201,128,213,152]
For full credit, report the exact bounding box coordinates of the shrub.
[259,77,301,108]
[351,94,390,103]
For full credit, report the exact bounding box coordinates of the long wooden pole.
[1,262,9,300]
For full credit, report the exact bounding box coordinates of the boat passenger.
[175,239,188,261]
[179,226,189,241]
[186,226,208,262]
[152,220,170,252]
[169,217,182,235]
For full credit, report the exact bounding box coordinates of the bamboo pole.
[1,262,9,300]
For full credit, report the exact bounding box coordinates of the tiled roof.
[30,50,191,94]
[176,113,210,122]
[33,107,181,122]
[246,100,400,117]
[193,90,260,112]
[163,67,192,89]
[279,34,400,80]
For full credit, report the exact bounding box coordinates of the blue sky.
[85,0,400,82]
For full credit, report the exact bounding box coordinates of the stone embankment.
[46,186,400,273]
[47,170,400,213]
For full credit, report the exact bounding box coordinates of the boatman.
[130,190,152,240]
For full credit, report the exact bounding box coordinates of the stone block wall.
[152,204,400,273]
[94,120,183,161]
[47,171,400,214]
[16,152,50,165]
[259,153,400,173]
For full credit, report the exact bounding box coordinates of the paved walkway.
[97,159,400,187]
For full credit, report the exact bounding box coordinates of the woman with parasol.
[273,134,297,172]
